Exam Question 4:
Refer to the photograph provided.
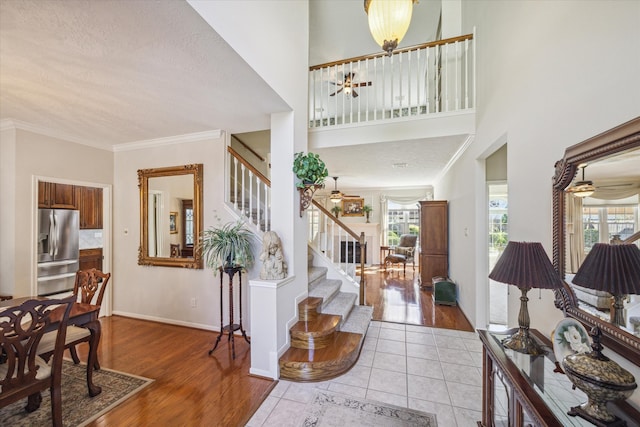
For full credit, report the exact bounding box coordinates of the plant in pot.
[293,152,329,189]
[362,205,373,223]
[199,219,255,274]
[331,205,342,217]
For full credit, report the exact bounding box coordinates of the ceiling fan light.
[330,176,343,203]
[330,191,343,203]
[365,0,414,55]
[567,181,596,198]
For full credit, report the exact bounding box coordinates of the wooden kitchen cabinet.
[78,186,103,229]
[79,248,103,271]
[38,182,77,209]
[419,200,448,286]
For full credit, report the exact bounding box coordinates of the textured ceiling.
[0,0,288,148]
[1,0,471,189]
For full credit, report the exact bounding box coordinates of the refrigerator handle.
[53,211,59,257]
[49,210,55,257]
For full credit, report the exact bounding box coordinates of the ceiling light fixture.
[566,164,596,198]
[364,0,417,56]
[329,176,343,204]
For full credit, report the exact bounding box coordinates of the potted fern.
[331,205,342,218]
[293,152,329,189]
[199,219,255,274]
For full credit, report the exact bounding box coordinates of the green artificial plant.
[293,152,329,189]
[362,205,373,222]
[331,205,342,217]
[199,219,255,274]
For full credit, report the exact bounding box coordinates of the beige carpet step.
[289,313,342,350]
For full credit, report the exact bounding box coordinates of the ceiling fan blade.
[330,87,343,97]
[353,81,372,88]
[352,89,359,98]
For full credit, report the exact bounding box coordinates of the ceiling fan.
[329,72,372,98]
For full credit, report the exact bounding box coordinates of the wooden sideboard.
[478,329,640,426]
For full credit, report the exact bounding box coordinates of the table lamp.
[572,243,640,328]
[562,243,640,425]
[489,241,564,355]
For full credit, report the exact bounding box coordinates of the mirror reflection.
[139,164,203,269]
[564,148,640,335]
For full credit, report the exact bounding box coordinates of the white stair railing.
[309,34,475,129]
[227,146,271,232]
[308,200,366,305]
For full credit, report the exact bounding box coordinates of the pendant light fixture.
[329,176,343,204]
[566,165,596,198]
[364,0,417,56]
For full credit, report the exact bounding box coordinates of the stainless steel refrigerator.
[37,209,79,296]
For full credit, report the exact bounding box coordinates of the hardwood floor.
[77,265,472,426]
[363,264,474,331]
[80,316,275,427]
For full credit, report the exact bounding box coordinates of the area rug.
[0,360,154,426]
[300,390,437,426]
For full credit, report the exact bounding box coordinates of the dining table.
[0,296,102,397]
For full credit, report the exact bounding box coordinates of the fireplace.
[340,241,366,263]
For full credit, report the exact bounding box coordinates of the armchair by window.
[385,234,418,273]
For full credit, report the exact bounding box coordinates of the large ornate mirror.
[553,117,640,364]
[138,164,203,269]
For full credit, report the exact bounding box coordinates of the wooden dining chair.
[0,296,75,427]
[68,268,110,367]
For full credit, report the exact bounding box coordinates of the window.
[182,199,194,247]
[386,201,419,246]
[582,205,637,252]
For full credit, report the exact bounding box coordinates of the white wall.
[112,134,256,330]
[436,0,640,402]
[0,126,114,297]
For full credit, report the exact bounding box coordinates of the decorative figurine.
[259,231,287,280]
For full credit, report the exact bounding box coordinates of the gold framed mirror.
[138,164,203,269]
[552,117,640,365]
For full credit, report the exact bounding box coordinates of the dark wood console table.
[208,266,250,359]
[478,329,640,427]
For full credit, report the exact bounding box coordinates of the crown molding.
[435,134,475,183]
[1,119,113,151]
[0,119,223,152]
[113,130,224,152]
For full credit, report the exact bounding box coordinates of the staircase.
[279,253,373,382]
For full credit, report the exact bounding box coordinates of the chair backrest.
[0,296,74,403]
[74,268,111,307]
[395,234,418,259]
[398,234,417,249]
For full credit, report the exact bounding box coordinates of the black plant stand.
[209,266,250,359]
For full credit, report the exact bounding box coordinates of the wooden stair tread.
[290,314,341,336]
[279,331,364,381]
[281,331,362,360]
[289,314,342,350]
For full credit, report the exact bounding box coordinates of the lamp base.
[568,403,627,427]
[502,328,546,356]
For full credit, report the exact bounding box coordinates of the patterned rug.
[300,390,437,426]
[0,360,153,426]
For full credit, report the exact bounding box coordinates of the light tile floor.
[247,321,483,427]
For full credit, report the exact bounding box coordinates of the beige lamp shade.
[365,0,414,55]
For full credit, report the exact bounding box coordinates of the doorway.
[488,182,508,328]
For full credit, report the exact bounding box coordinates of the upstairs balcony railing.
[309,33,475,129]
